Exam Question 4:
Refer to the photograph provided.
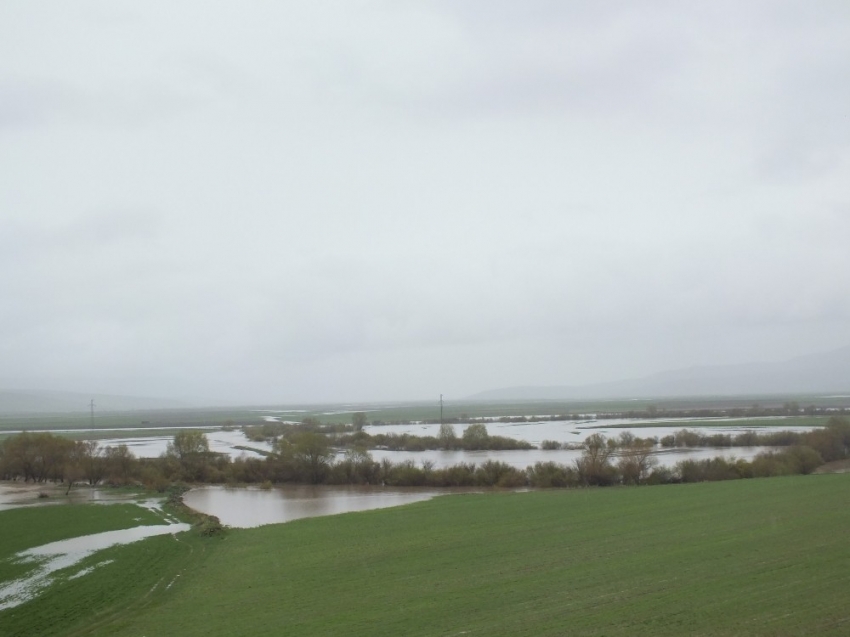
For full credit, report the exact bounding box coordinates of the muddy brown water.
[183,484,470,528]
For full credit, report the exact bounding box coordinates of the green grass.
[315,396,850,425]
[0,503,166,561]
[3,394,848,432]
[589,415,832,429]
[0,428,218,443]
[0,409,265,432]
[1,530,210,637]
[0,501,173,616]
[3,476,850,636]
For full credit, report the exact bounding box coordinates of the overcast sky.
[1,1,849,405]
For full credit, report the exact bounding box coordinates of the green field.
[0,502,164,562]
[3,393,848,433]
[0,496,205,637]
[589,415,833,429]
[2,474,849,636]
[0,409,265,433]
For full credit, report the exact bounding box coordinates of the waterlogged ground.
[364,444,778,470]
[93,475,850,637]
[0,482,147,512]
[184,484,463,527]
[3,476,849,636]
[94,428,274,459]
[60,417,820,468]
[0,520,189,610]
[0,497,188,612]
[363,417,821,445]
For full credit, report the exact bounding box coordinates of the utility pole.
[439,394,443,427]
[89,398,95,428]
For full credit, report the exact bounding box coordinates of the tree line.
[2,417,847,491]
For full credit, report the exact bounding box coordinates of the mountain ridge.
[468,345,850,401]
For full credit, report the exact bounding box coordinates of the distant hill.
[469,345,850,401]
[0,389,186,414]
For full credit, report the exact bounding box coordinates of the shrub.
[196,515,225,536]
[645,466,676,485]
[527,462,577,488]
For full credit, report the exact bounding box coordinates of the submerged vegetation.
[2,405,849,635]
[2,416,848,490]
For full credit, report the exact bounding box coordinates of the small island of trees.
[1,416,848,491]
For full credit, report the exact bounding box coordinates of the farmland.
[2,474,849,636]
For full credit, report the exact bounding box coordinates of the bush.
[474,461,525,487]
[751,446,823,477]
[645,466,676,485]
[196,515,225,536]
[676,457,744,483]
[436,463,477,487]
[527,462,577,488]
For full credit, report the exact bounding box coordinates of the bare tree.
[576,433,616,486]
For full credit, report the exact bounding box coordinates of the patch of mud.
[813,459,850,474]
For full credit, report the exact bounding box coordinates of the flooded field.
[363,445,777,470]
[94,429,273,459]
[364,418,820,446]
[70,417,819,462]
[0,522,190,611]
[0,496,188,611]
[0,483,147,512]
[184,485,459,528]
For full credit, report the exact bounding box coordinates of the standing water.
[183,485,456,528]
[0,516,188,610]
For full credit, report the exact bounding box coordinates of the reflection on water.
[364,419,819,446]
[184,485,449,528]
[96,429,273,460]
[0,518,189,610]
[0,484,149,512]
[365,445,777,471]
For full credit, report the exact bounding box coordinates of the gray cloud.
[0,1,848,404]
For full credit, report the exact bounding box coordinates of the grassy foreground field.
[3,475,850,636]
[0,501,203,637]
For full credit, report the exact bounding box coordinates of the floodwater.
[358,418,808,470]
[363,445,776,471]
[78,417,813,470]
[95,429,273,459]
[0,502,188,610]
[85,418,817,463]
[364,418,820,446]
[184,484,451,528]
[0,483,148,512]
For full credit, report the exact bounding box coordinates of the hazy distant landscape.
[0,346,850,414]
[3,1,850,635]
[470,345,850,400]
[5,349,849,635]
